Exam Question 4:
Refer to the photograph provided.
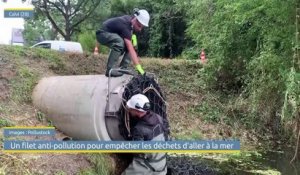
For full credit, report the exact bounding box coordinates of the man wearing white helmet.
[122,94,167,175]
[96,9,150,77]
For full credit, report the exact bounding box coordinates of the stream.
[166,149,300,175]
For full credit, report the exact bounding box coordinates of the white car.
[31,40,83,53]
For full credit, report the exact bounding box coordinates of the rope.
[143,84,168,106]
[125,111,131,137]
[121,83,166,138]
[119,75,169,140]
[121,84,168,137]
[121,100,131,137]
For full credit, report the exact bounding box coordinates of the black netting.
[167,154,216,175]
[116,75,217,175]
[119,74,170,140]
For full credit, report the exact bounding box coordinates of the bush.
[183,0,298,137]
[245,51,289,131]
[78,31,97,53]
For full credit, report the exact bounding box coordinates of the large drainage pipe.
[32,75,132,141]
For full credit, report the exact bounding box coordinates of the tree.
[110,0,139,16]
[33,0,101,41]
[23,18,57,46]
[23,8,59,46]
[140,0,188,58]
[185,0,298,137]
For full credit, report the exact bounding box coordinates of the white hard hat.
[126,94,150,112]
[134,9,150,27]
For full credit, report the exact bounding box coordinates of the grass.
[0,45,39,103]
[188,100,222,123]
[55,171,67,175]
[35,111,46,122]
[143,59,204,93]
[3,45,64,70]
[0,118,15,128]
[0,103,14,116]
[199,151,281,175]
[88,154,114,175]
[11,66,38,103]
[0,45,292,174]
[143,58,264,145]
[0,153,32,175]
[175,130,203,140]
[77,168,98,175]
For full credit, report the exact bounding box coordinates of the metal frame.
[106,69,158,113]
[106,68,135,113]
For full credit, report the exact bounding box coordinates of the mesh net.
[119,74,170,140]
[116,75,217,174]
[166,154,216,175]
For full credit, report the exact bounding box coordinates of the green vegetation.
[0,153,32,175]
[185,0,300,139]
[70,154,115,175]
[1,0,300,173]
[11,66,38,103]
[0,118,15,128]
[0,43,298,174]
[77,168,98,175]
[78,32,97,53]
[88,154,114,175]
[200,152,281,175]
[54,171,67,175]
[108,0,300,143]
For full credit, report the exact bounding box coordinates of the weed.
[175,130,202,140]
[189,101,221,123]
[47,119,54,127]
[5,46,26,57]
[88,154,113,175]
[55,171,67,175]
[0,154,31,175]
[31,48,66,71]
[77,168,97,175]
[0,118,14,128]
[36,111,46,122]
[11,66,38,103]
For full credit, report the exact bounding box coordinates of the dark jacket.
[132,111,165,141]
[122,111,167,175]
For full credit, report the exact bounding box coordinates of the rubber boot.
[105,49,123,77]
[105,69,124,77]
[119,52,131,69]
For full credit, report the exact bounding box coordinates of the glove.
[135,64,145,75]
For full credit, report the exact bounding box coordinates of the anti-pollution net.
[119,74,170,140]
[116,75,217,175]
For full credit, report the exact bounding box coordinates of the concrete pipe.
[32,75,132,141]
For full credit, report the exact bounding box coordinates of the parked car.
[31,40,83,53]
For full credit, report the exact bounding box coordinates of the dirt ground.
[0,49,138,174]
[0,60,15,100]
[0,51,96,175]
[0,46,260,174]
[30,154,91,175]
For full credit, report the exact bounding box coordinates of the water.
[233,149,300,175]
[257,149,300,175]
[167,149,300,175]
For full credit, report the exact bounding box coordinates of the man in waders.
[122,94,167,175]
[96,9,149,77]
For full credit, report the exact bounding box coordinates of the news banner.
[2,127,240,153]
